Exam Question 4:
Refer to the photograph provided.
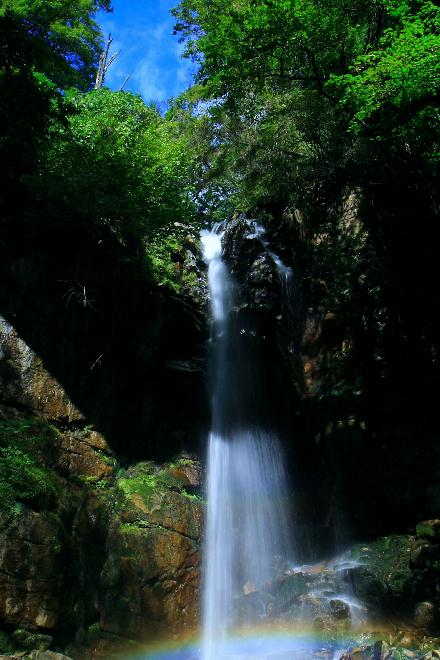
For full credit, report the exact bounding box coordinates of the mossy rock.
[0,629,15,654]
[116,462,203,540]
[0,418,61,513]
[117,474,157,503]
[274,572,308,613]
[350,535,413,610]
[416,520,440,541]
[119,459,199,496]
[12,628,52,651]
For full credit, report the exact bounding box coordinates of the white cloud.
[136,58,167,101]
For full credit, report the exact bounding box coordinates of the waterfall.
[201,227,293,659]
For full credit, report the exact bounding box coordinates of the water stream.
[200,228,293,659]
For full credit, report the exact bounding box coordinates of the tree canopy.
[0,0,111,89]
[33,89,196,246]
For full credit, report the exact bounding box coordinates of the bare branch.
[120,74,131,91]
[95,33,118,89]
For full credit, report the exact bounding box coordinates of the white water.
[247,220,295,328]
[201,228,293,660]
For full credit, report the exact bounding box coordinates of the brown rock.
[87,431,111,453]
[414,601,435,627]
[99,473,203,642]
[0,509,62,629]
[55,431,114,481]
[119,487,202,540]
[100,523,200,639]
[0,318,83,422]
[243,581,257,595]
[169,461,202,488]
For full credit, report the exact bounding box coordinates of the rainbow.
[126,623,384,659]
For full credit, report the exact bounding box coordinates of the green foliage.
[117,474,157,502]
[117,460,201,504]
[173,0,383,104]
[119,522,145,535]
[175,457,195,467]
[0,0,111,90]
[1,2,201,300]
[171,0,440,439]
[87,622,101,635]
[329,1,440,160]
[181,488,203,501]
[0,419,58,513]
[11,629,52,652]
[146,221,201,292]
[0,12,66,211]
[416,520,440,539]
[0,0,112,206]
[31,88,197,250]
[173,0,440,213]
[94,479,111,490]
[147,233,188,290]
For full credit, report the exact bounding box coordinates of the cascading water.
[201,227,293,659]
[139,226,373,660]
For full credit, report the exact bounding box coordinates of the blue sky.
[96,0,196,104]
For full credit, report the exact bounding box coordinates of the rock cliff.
[0,317,203,657]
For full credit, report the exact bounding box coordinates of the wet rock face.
[221,218,282,313]
[0,450,203,657]
[54,430,115,481]
[232,551,366,635]
[98,461,202,642]
[0,322,203,657]
[0,490,107,644]
[230,544,440,659]
[0,509,64,630]
[350,534,440,630]
[349,537,414,611]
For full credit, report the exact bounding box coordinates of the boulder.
[330,598,351,620]
[273,572,308,613]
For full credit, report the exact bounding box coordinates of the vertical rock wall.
[0,318,203,658]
